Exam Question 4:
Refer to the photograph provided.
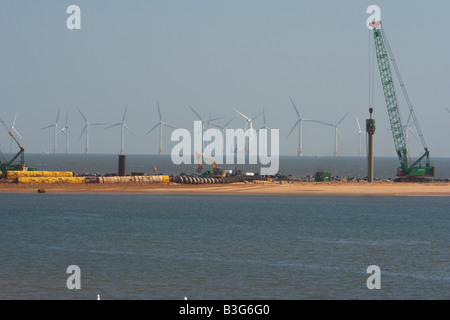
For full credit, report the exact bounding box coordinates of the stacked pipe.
[174,176,219,184]
[7,171,74,179]
[97,175,170,184]
[7,170,81,184]
[17,177,85,184]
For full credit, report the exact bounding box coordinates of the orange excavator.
[195,152,225,178]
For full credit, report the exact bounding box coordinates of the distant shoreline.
[1,181,449,196]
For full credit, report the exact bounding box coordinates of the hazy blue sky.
[1,0,449,158]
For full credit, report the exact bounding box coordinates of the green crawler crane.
[371,21,435,180]
[0,117,26,172]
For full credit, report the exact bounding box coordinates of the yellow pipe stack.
[17,177,85,184]
[6,171,84,184]
[6,170,169,185]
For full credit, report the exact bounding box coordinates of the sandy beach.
[0,181,449,196]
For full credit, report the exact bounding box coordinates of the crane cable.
[366,29,375,157]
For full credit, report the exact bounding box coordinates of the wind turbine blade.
[56,107,61,123]
[447,107,450,114]
[122,105,128,122]
[13,128,24,140]
[224,115,236,127]
[78,108,88,123]
[408,128,420,141]
[79,125,87,140]
[105,123,121,129]
[12,114,17,127]
[234,109,250,121]
[124,124,136,137]
[161,122,177,129]
[188,105,202,120]
[336,112,349,126]
[289,97,301,118]
[356,116,361,132]
[251,111,262,121]
[65,112,69,127]
[287,120,300,139]
[210,123,223,129]
[315,121,335,127]
[208,116,223,123]
[146,123,160,135]
[40,125,54,130]
[90,123,106,126]
[157,103,162,121]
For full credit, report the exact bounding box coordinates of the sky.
[0,0,449,158]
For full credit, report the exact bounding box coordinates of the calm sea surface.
[0,193,448,300]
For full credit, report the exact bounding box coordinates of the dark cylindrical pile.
[118,155,126,177]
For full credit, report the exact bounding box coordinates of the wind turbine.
[211,116,236,155]
[260,108,271,131]
[105,105,135,155]
[40,108,63,154]
[356,116,362,157]
[61,112,72,154]
[318,112,349,157]
[9,114,23,153]
[78,108,105,154]
[146,103,176,155]
[234,109,261,156]
[287,98,321,157]
[259,108,280,157]
[188,105,222,157]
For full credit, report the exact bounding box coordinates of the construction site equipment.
[195,152,226,178]
[370,21,435,179]
[366,108,376,182]
[314,171,331,182]
[0,117,26,172]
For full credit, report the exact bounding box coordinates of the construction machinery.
[195,152,226,178]
[0,117,27,172]
[370,21,435,180]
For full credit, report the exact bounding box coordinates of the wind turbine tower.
[146,103,176,155]
[62,112,72,154]
[287,98,321,157]
[105,105,135,155]
[318,112,349,157]
[234,109,261,157]
[188,105,222,158]
[78,108,105,154]
[211,116,236,156]
[40,108,63,154]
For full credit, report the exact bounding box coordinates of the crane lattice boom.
[371,21,434,178]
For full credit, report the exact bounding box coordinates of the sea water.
[0,193,448,299]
